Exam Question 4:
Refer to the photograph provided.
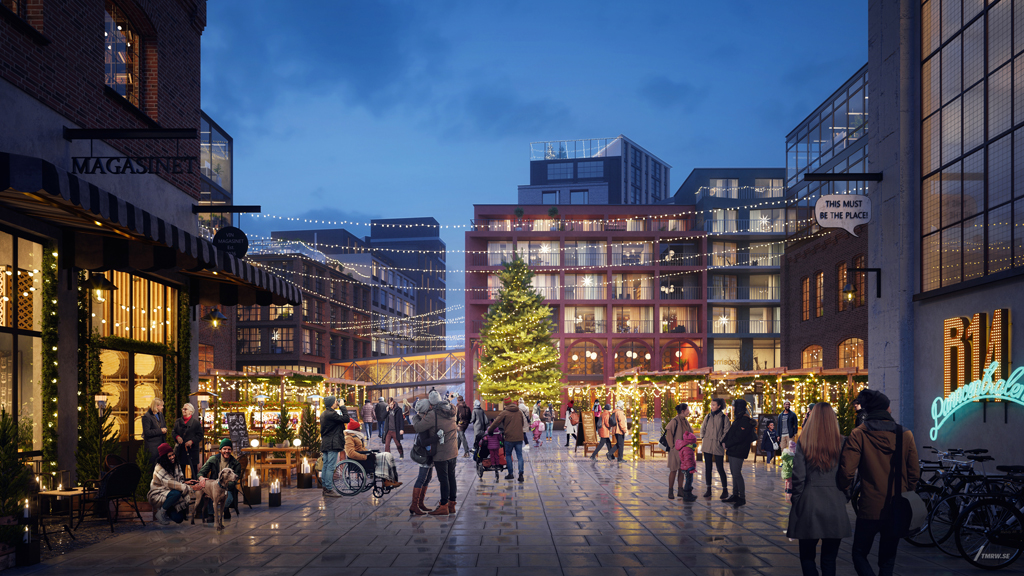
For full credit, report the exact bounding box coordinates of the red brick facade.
[197,304,236,372]
[781,226,869,370]
[0,0,207,198]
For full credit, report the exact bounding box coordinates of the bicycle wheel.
[334,461,366,496]
[955,499,1024,570]
[930,494,972,555]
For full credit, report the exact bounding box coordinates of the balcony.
[563,286,605,300]
[567,320,607,334]
[613,320,654,334]
[471,215,697,233]
[659,250,702,267]
[707,286,780,301]
[659,285,701,300]
[612,287,654,300]
[611,251,654,267]
[708,319,779,334]
[532,285,560,300]
[525,252,560,267]
[711,253,782,268]
[565,253,607,267]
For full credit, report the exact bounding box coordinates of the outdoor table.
[37,488,83,549]
[242,447,303,486]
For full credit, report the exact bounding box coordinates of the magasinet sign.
[71,156,197,175]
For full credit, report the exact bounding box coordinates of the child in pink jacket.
[530,414,545,447]
[674,430,698,476]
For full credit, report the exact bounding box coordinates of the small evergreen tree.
[135,446,153,501]
[0,409,30,548]
[835,383,858,436]
[299,405,320,459]
[273,404,294,447]
[476,256,563,403]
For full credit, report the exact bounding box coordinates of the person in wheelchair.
[344,420,401,487]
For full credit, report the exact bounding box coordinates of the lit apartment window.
[837,262,848,312]
[801,277,810,321]
[104,1,140,106]
[854,254,866,307]
[802,345,823,369]
[710,179,738,199]
[815,271,824,318]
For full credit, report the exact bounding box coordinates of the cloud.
[438,83,573,140]
[638,76,707,110]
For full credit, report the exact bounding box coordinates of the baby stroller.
[474,429,506,480]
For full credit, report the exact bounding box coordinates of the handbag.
[887,425,927,536]
[411,413,440,466]
[569,411,580,426]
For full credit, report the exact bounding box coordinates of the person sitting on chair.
[344,420,401,487]
[149,443,205,525]
[197,439,242,521]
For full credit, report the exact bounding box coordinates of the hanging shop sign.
[814,194,871,236]
[931,308,1014,440]
[71,156,198,175]
[212,226,249,258]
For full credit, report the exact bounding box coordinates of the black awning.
[0,151,301,306]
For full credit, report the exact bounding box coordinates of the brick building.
[781,66,869,372]
[0,0,298,476]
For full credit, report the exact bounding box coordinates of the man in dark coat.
[722,399,757,508]
[838,390,920,576]
[455,396,472,457]
[777,400,798,449]
[374,398,388,441]
[320,396,350,497]
[487,399,527,483]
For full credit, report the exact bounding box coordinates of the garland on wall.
[171,292,192,417]
[40,250,59,474]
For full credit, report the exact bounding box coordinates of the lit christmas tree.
[476,256,563,403]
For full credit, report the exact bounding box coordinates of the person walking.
[487,398,527,482]
[665,403,697,501]
[529,414,544,447]
[721,398,757,508]
[172,402,203,480]
[787,403,852,576]
[361,400,375,439]
[700,398,729,499]
[762,421,780,464]
[564,400,579,448]
[456,396,472,457]
[374,397,388,442]
[590,403,614,460]
[470,399,489,444]
[320,395,350,497]
[383,398,405,458]
[408,398,436,515]
[838,390,919,576]
[141,398,167,466]
[610,400,628,461]
[779,400,798,448]
[542,403,554,442]
[418,391,458,515]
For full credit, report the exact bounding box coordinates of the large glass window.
[853,255,867,307]
[753,339,780,370]
[99,349,164,442]
[237,328,262,355]
[711,242,737,267]
[920,1,1024,290]
[88,271,178,344]
[104,1,139,106]
[712,339,741,371]
[578,161,603,179]
[611,242,653,266]
[839,338,865,369]
[200,116,233,192]
[614,341,651,372]
[547,163,573,180]
[613,306,654,333]
[525,241,559,267]
[542,191,558,205]
[612,274,652,300]
[570,190,589,204]
[709,275,737,300]
[710,306,737,334]
[749,307,779,334]
[564,241,606,267]
[749,275,779,300]
[815,272,824,317]
[662,341,700,371]
[566,341,603,375]
[659,274,700,300]
[801,277,810,321]
[659,306,698,333]
[710,179,739,198]
[564,306,605,334]
[269,304,293,321]
[754,179,785,198]
[271,328,294,353]
[802,345,823,369]
[530,274,559,300]
[564,274,604,300]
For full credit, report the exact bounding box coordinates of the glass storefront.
[98,349,164,442]
[88,271,178,343]
[0,229,44,452]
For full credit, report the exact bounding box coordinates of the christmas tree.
[476,255,563,403]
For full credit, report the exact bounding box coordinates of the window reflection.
[104,1,139,105]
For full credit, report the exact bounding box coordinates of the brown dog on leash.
[190,467,237,530]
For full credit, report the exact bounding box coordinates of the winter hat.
[473,399,481,408]
[324,396,336,408]
[615,401,624,410]
[856,389,890,412]
[428,390,443,406]
[604,403,612,411]
[732,398,748,415]
[533,414,541,422]
[219,438,232,449]
[157,443,172,458]
[346,420,360,430]
[415,398,431,414]
[503,397,512,404]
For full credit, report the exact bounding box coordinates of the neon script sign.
[932,308,1013,441]
[930,361,1024,440]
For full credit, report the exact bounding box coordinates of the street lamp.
[848,267,882,299]
[201,308,228,328]
[83,274,117,300]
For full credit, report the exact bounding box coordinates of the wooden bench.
[580,442,599,457]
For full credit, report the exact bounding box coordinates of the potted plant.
[513,207,525,231]
[547,206,560,231]
[0,410,30,568]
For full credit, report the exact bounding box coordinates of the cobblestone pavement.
[8,434,997,576]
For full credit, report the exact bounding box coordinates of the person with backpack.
[542,403,554,442]
[564,400,580,447]
[787,403,852,576]
[700,398,730,499]
[838,390,919,576]
[609,400,628,461]
[721,398,757,508]
[456,396,472,458]
[590,402,615,460]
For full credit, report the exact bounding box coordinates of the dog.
[190,467,237,530]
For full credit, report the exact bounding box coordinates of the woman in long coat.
[787,402,852,576]
[172,402,203,479]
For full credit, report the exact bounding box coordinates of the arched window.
[613,341,651,372]
[105,1,139,105]
[801,345,823,369]
[838,338,865,369]
[661,341,700,371]
[567,341,603,376]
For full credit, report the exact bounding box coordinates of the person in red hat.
[148,442,205,525]
[344,417,401,489]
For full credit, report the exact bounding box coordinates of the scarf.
[864,410,894,422]
[183,414,192,423]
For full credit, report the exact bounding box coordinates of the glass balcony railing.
[565,253,607,267]
[711,253,782,267]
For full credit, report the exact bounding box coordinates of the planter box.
[14,539,39,568]
[242,485,261,506]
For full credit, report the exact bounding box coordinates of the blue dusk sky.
[200,1,867,344]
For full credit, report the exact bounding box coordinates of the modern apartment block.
[271,228,422,356]
[781,66,870,372]
[517,136,671,205]
[238,242,372,373]
[464,204,707,403]
[669,169,787,372]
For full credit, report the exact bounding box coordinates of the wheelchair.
[331,451,397,498]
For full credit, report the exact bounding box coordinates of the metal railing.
[563,286,606,300]
[525,253,560,266]
[711,253,782,267]
[470,216,698,233]
[565,253,607,267]
[707,286,780,300]
[612,287,654,300]
[659,285,701,300]
[611,251,655,266]
[708,319,779,334]
[567,320,607,334]
[613,321,654,334]
[704,219,789,234]
[659,251,703,266]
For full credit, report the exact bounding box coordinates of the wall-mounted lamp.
[848,268,882,299]
[83,274,117,300]
[201,308,228,328]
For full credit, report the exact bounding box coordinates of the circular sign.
[212,226,249,258]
